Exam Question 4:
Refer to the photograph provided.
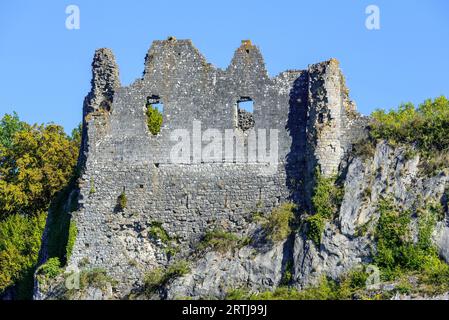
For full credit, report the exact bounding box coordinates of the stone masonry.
[64,38,367,297]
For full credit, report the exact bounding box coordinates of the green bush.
[117,191,127,210]
[0,213,46,298]
[89,178,95,194]
[144,260,190,295]
[370,96,449,156]
[306,169,343,245]
[305,214,326,245]
[149,222,171,244]
[263,203,296,242]
[146,103,163,135]
[373,197,447,283]
[197,229,249,253]
[281,260,294,285]
[37,257,61,279]
[312,170,343,220]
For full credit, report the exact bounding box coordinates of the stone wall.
[64,38,367,297]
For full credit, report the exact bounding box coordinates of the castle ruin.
[57,38,369,297]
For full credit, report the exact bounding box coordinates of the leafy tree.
[0,123,78,218]
[0,112,27,149]
[0,114,80,299]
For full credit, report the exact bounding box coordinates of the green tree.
[0,112,27,149]
[0,123,78,218]
[0,114,80,298]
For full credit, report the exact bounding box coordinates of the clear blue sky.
[1,0,448,133]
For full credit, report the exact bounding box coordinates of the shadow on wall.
[285,72,309,211]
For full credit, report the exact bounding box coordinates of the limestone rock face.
[293,141,449,289]
[166,241,286,299]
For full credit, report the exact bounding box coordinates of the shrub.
[197,229,249,253]
[146,103,163,135]
[263,203,296,242]
[305,214,326,245]
[281,260,294,285]
[370,96,449,156]
[312,169,344,220]
[419,150,449,176]
[45,181,79,266]
[0,213,46,298]
[149,222,171,244]
[352,139,376,160]
[373,197,447,283]
[37,257,61,279]
[306,169,343,245]
[144,260,190,295]
[117,191,127,210]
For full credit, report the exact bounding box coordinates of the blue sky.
[1,0,448,133]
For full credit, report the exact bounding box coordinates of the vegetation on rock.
[117,191,127,211]
[370,96,449,154]
[144,260,190,296]
[197,229,250,253]
[262,203,296,243]
[36,257,62,280]
[372,197,449,294]
[305,169,343,245]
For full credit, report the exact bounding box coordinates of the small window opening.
[236,97,254,131]
[146,95,163,135]
[139,184,144,189]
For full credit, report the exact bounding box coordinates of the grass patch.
[226,269,370,300]
[79,268,116,290]
[197,229,250,254]
[144,260,190,296]
[262,203,296,243]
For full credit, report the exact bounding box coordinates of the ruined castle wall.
[67,38,367,296]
